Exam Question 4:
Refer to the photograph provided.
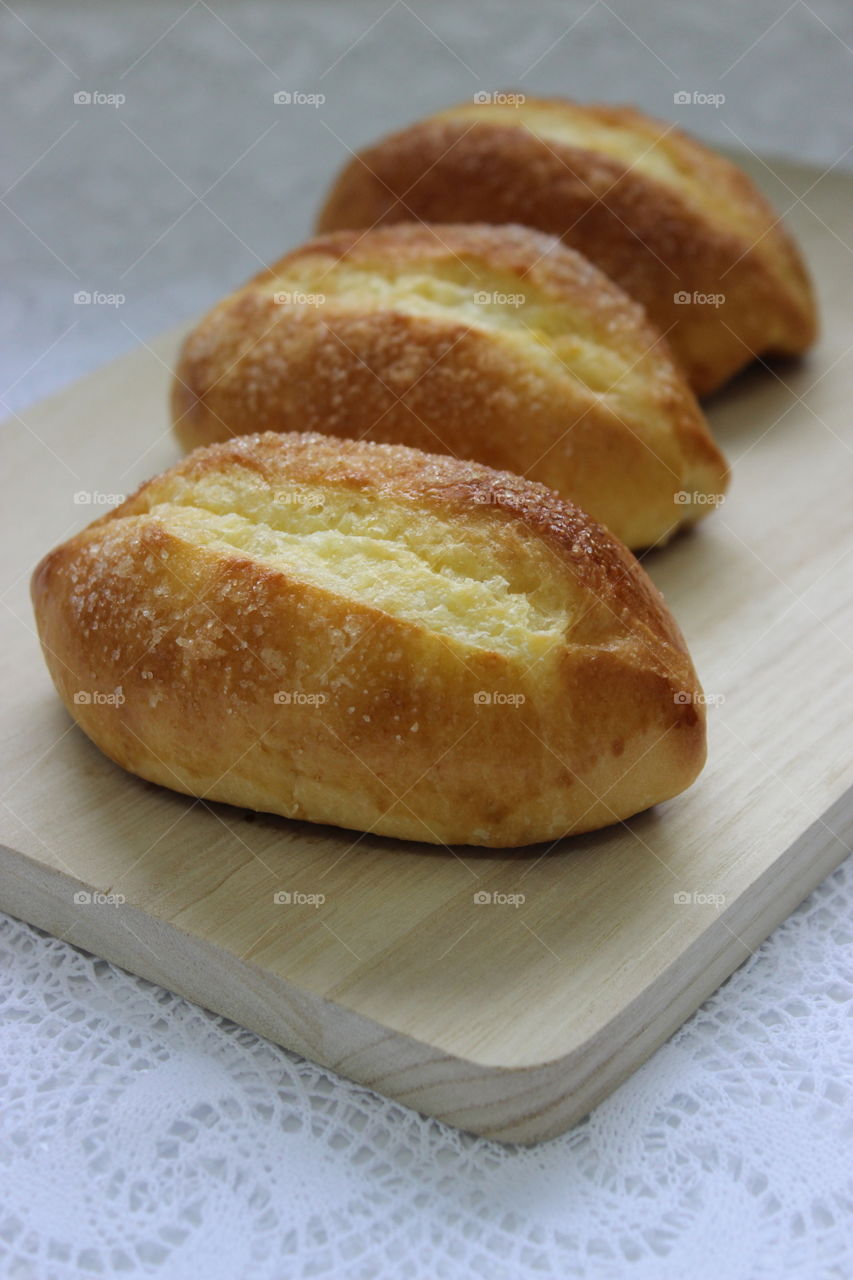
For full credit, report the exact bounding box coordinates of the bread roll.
[316,97,817,394]
[173,223,728,550]
[32,432,707,847]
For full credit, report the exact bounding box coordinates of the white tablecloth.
[2,3,852,1276]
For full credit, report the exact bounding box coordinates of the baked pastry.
[172,223,728,549]
[32,432,707,847]
[316,97,818,394]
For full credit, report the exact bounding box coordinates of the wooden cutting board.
[2,156,852,1144]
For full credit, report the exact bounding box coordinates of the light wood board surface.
[2,156,852,1143]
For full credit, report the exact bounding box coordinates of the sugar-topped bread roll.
[32,433,707,847]
[173,223,728,550]
[316,98,818,394]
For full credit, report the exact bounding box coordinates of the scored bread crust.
[32,432,707,848]
[315,98,818,395]
[172,222,728,550]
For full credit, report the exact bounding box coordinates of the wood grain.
[2,156,851,1142]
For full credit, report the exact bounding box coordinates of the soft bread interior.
[258,258,653,399]
[138,471,573,660]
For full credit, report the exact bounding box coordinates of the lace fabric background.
[1,858,852,1279]
[3,2,853,1276]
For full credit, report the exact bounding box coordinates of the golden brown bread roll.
[172,222,728,550]
[32,432,707,847]
[316,97,818,394]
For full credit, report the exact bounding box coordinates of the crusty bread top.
[435,100,787,260]
[247,220,669,370]
[315,96,816,373]
[345,98,810,298]
[183,222,716,479]
[74,432,695,683]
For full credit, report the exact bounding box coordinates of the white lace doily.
[2,854,851,1279]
